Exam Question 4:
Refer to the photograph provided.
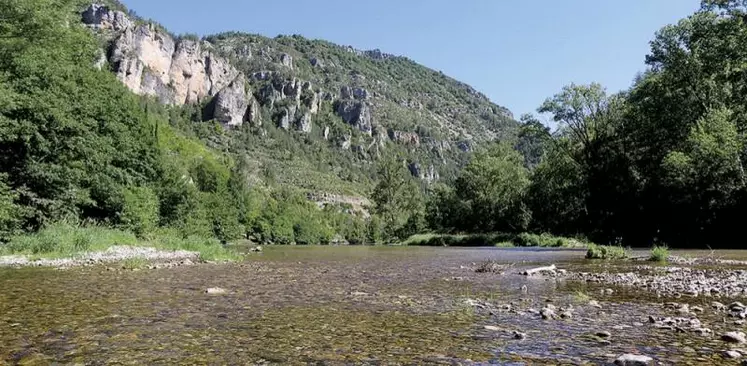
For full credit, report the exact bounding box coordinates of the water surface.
[1,247,746,365]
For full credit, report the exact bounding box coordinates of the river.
[1,246,746,365]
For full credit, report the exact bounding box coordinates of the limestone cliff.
[81,3,519,186]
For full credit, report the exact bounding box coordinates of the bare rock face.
[280,53,293,69]
[277,107,296,130]
[408,162,439,183]
[334,100,372,135]
[296,112,313,133]
[247,98,262,126]
[169,39,210,104]
[213,76,248,127]
[352,87,369,100]
[95,7,238,106]
[388,129,420,147]
[82,4,132,31]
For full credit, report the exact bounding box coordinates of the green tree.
[371,154,422,241]
[453,143,531,233]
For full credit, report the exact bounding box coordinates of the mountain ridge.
[83,1,518,195]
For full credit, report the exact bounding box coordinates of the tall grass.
[585,243,629,260]
[1,222,239,262]
[649,245,669,262]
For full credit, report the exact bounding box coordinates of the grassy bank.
[0,223,240,262]
[585,244,629,260]
[402,232,588,248]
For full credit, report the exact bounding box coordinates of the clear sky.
[120,0,700,118]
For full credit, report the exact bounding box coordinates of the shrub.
[649,245,669,262]
[119,186,159,237]
[586,244,629,260]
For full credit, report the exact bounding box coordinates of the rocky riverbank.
[0,245,200,268]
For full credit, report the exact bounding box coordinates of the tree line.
[371,1,747,248]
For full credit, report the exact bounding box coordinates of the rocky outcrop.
[388,129,420,147]
[296,112,313,133]
[212,75,249,127]
[277,108,293,130]
[340,86,369,100]
[335,100,372,135]
[82,4,132,31]
[247,99,262,126]
[309,57,324,67]
[86,5,238,106]
[408,162,439,183]
[280,53,293,69]
[457,141,472,152]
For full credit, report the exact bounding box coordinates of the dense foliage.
[424,0,747,248]
[0,0,372,250]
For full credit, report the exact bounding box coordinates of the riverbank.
[0,223,240,267]
[402,232,589,248]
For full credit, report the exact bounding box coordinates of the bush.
[514,233,579,247]
[119,186,159,237]
[649,245,669,262]
[586,244,629,260]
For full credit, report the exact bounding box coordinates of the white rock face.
[213,76,249,127]
[82,4,132,31]
[86,4,238,106]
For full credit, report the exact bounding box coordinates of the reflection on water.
[1,246,746,364]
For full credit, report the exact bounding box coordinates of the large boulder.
[334,100,372,135]
[212,76,248,127]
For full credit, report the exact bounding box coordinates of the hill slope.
[83,2,518,195]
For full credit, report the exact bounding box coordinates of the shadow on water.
[1,246,746,364]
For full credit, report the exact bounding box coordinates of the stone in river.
[614,354,653,366]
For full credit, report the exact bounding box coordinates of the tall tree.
[371,154,422,241]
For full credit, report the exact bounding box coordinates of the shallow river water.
[1,246,747,365]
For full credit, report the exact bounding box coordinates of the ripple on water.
[0,247,745,364]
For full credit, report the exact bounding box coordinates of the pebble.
[724,350,742,359]
[596,331,612,338]
[540,308,557,320]
[614,354,653,366]
[588,300,602,308]
[513,331,527,340]
[205,287,227,295]
[722,331,747,344]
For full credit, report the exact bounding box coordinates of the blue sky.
[121,0,700,118]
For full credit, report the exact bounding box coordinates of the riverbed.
[1,246,746,365]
